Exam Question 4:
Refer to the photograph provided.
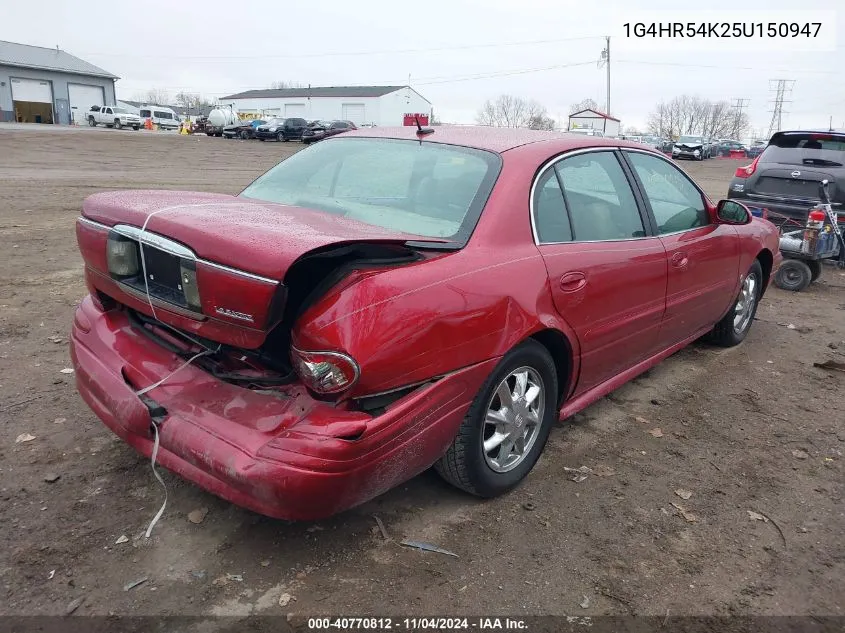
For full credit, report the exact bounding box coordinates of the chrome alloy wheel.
[733,272,758,334]
[482,367,545,473]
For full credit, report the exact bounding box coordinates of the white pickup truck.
[87,106,142,130]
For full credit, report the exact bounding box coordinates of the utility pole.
[767,79,795,137]
[730,98,750,138]
[597,37,611,115]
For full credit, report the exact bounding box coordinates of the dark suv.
[727,130,845,223]
[254,117,308,142]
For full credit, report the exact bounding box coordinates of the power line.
[80,35,606,61]
[767,79,795,136]
[730,98,750,138]
[617,60,838,75]
[118,60,599,95]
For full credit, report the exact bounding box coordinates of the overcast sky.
[4,0,842,134]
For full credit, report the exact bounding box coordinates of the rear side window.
[763,133,845,167]
[140,109,151,118]
[533,169,572,243]
[555,152,645,241]
[154,111,172,119]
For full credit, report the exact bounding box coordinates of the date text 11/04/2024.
[307,617,528,630]
[623,22,822,38]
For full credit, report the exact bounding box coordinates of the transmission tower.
[730,98,750,138]
[767,79,795,137]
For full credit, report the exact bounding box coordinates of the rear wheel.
[710,260,763,347]
[435,339,558,497]
[774,259,812,292]
[88,117,96,127]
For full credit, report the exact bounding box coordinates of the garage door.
[284,103,306,117]
[10,78,53,103]
[342,103,365,124]
[68,84,105,122]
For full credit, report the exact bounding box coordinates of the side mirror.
[716,199,752,225]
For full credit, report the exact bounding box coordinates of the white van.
[138,105,180,130]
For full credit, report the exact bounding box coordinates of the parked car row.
[216,117,358,143]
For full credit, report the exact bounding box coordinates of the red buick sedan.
[72,127,781,520]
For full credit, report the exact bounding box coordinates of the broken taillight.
[291,348,359,394]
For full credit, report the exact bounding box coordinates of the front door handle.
[559,271,587,292]
[671,252,689,269]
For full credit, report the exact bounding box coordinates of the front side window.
[555,152,645,241]
[140,109,150,118]
[625,151,708,234]
[240,137,501,243]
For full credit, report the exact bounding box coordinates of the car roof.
[339,125,646,153]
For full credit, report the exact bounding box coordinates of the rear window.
[240,137,501,244]
[762,133,845,166]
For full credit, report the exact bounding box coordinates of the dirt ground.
[1,126,843,626]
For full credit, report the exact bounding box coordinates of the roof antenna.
[415,115,434,137]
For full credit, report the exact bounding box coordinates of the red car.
[71,127,782,520]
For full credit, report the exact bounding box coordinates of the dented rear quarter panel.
[292,143,584,399]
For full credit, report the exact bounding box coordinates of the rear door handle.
[559,271,587,292]
[671,252,689,269]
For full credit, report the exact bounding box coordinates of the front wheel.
[710,259,763,346]
[435,339,558,497]
[808,260,822,282]
[114,119,122,129]
[240,130,250,140]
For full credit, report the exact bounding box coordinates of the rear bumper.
[70,296,494,520]
[727,193,825,224]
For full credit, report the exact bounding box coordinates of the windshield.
[678,136,703,144]
[762,132,845,166]
[240,137,501,242]
[265,118,285,126]
[113,107,127,114]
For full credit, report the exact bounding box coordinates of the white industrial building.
[0,40,117,125]
[568,108,621,137]
[218,85,432,127]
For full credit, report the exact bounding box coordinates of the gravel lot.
[1,125,843,626]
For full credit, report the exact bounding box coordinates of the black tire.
[276,132,285,142]
[435,339,558,497]
[240,130,250,140]
[88,117,96,127]
[774,259,812,292]
[114,119,122,130]
[215,133,222,137]
[808,260,822,282]
[710,259,763,347]
[259,138,265,141]
[206,132,213,137]
[132,126,139,131]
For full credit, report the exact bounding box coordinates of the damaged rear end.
[71,135,502,519]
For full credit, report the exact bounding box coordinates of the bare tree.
[140,88,171,106]
[647,95,749,140]
[477,95,552,129]
[269,80,305,89]
[569,98,599,114]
